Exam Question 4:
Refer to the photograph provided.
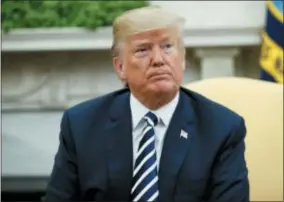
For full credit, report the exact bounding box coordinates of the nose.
[152,46,165,67]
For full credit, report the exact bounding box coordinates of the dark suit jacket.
[45,87,249,202]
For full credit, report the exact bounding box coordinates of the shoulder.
[64,88,129,121]
[181,87,246,150]
[181,87,245,133]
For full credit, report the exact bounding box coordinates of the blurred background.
[1,0,283,201]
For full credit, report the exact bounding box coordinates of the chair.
[184,77,283,201]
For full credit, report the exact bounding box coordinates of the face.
[113,27,186,96]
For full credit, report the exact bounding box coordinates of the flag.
[259,0,283,83]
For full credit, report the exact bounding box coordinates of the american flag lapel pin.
[180,130,188,139]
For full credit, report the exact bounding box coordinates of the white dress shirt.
[130,92,179,170]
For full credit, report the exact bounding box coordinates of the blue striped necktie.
[131,111,159,202]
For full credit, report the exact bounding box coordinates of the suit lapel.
[159,89,198,202]
[105,92,133,200]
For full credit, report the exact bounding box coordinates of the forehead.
[127,28,178,45]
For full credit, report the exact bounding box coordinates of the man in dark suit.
[45,6,249,202]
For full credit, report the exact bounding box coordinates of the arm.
[208,117,250,202]
[44,111,80,202]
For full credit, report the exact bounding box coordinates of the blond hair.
[111,6,186,57]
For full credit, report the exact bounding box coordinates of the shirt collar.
[130,91,180,129]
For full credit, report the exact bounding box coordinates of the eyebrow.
[160,35,171,41]
[133,37,173,46]
[160,35,176,43]
[131,34,176,48]
[134,42,151,47]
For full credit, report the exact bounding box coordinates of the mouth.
[148,73,170,80]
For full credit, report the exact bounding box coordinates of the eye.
[136,48,147,53]
[162,43,173,50]
[164,43,173,48]
[134,47,149,57]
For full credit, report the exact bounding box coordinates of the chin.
[148,81,177,94]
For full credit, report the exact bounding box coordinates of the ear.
[179,47,186,71]
[181,59,186,71]
[181,52,186,71]
[113,57,127,81]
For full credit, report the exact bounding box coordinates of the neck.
[131,89,179,110]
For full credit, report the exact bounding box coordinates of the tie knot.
[144,111,158,127]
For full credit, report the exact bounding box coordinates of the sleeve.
[44,111,80,202]
[208,117,250,202]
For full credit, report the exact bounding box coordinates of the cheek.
[127,59,149,80]
[167,56,184,81]
[168,55,183,71]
